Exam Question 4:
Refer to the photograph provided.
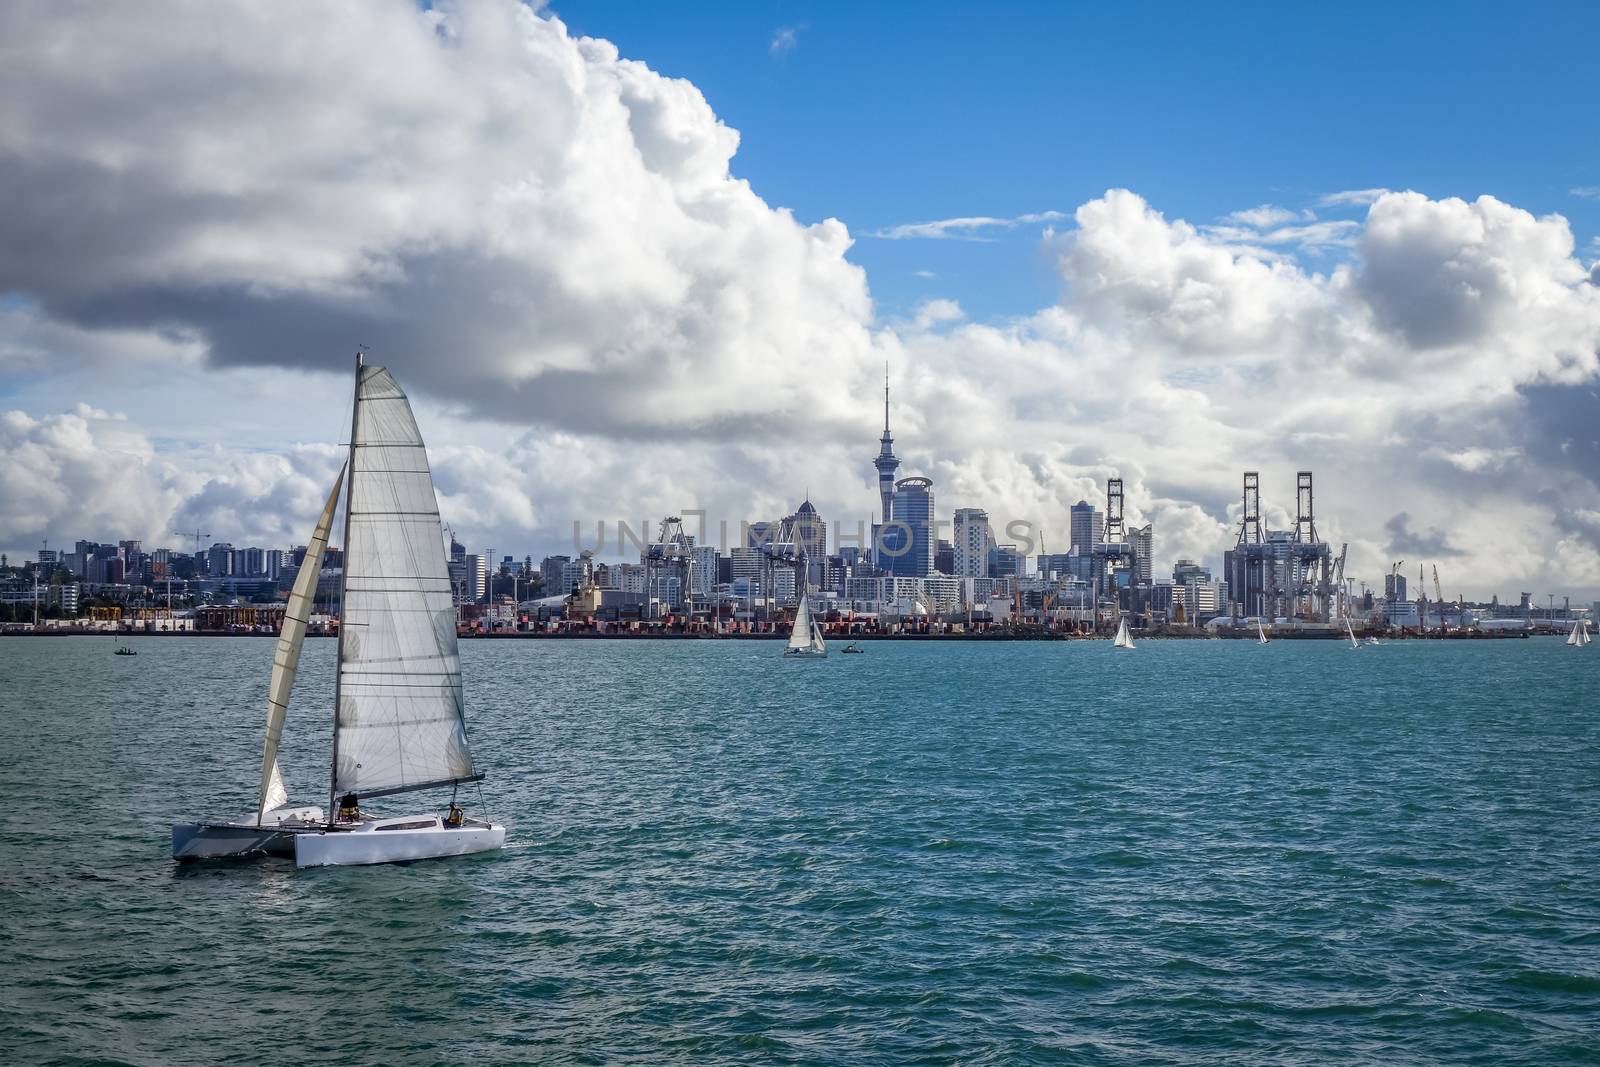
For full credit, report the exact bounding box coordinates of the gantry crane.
[1432,564,1445,633]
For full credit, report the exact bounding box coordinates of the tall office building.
[953,508,992,578]
[873,367,900,567]
[1069,501,1103,554]
[465,554,486,603]
[991,544,1025,580]
[886,477,935,578]
[691,546,720,597]
[784,498,828,588]
[206,542,234,577]
[1131,524,1153,584]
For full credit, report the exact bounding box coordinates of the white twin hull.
[293,817,506,868]
[173,810,505,868]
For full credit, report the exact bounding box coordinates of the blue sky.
[556,0,1600,319]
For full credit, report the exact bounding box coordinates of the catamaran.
[785,573,827,657]
[1112,617,1135,650]
[172,355,505,868]
[1568,619,1592,647]
[1256,619,1270,645]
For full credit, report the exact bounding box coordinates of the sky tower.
[873,364,900,565]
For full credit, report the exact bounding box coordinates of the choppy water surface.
[1,636,1597,1064]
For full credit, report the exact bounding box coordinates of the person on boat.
[444,803,465,828]
[337,792,361,823]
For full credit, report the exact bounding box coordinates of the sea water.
[0,636,1596,1064]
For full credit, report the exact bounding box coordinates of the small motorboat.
[841,643,864,654]
[114,646,137,656]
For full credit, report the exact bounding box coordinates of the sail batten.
[257,465,345,824]
[331,365,476,799]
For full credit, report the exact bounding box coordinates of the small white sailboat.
[784,578,827,657]
[1568,619,1591,647]
[1256,619,1270,645]
[1112,617,1135,650]
[173,355,504,868]
[1346,616,1360,650]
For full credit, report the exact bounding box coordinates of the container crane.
[1432,564,1445,633]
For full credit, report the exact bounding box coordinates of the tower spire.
[884,361,890,433]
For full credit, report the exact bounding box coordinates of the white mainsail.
[1113,618,1134,649]
[789,593,816,651]
[1346,617,1359,649]
[256,465,345,823]
[1257,619,1269,645]
[331,365,476,801]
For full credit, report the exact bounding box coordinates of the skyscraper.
[873,365,900,566]
[953,508,992,578]
[1131,524,1153,584]
[1069,501,1103,554]
[784,498,828,588]
[887,476,935,578]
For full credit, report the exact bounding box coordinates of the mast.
[328,349,363,819]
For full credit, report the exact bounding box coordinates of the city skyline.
[2,2,1599,600]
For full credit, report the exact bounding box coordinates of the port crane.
[645,516,696,619]
[1432,564,1446,633]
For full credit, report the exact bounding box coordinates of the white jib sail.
[789,594,814,651]
[257,464,345,823]
[333,366,475,799]
[1347,617,1359,648]
[1257,620,1269,644]
[1114,618,1133,648]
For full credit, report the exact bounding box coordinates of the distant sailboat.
[1112,617,1135,650]
[1568,619,1591,647]
[1346,616,1360,650]
[1256,619,1270,645]
[785,575,827,657]
[173,354,505,868]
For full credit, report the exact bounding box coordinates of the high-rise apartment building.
[953,508,992,578]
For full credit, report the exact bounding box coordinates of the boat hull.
[172,822,298,861]
[293,818,506,868]
[172,804,326,861]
